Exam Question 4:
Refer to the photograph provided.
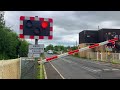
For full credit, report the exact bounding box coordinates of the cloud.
[4,11,120,46]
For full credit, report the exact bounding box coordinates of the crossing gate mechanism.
[38,38,118,64]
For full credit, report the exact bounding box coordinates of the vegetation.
[0,11,29,60]
[45,44,78,54]
[37,53,46,79]
[37,64,45,79]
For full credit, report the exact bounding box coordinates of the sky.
[4,11,120,47]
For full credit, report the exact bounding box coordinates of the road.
[44,53,63,79]
[44,53,120,79]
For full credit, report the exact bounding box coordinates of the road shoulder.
[44,62,63,79]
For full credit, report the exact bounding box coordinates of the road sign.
[28,53,40,58]
[29,44,44,48]
[29,48,44,53]
[28,44,44,54]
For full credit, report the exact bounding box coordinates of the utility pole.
[76,41,77,47]
[98,26,99,30]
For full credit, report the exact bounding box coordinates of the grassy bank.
[37,53,46,79]
[37,64,45,79]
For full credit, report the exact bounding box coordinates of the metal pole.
[98,26,99,30]
[35,39,38,79]
[35,39,38,45]
[76,41,77,47]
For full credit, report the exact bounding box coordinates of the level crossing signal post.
[19,15,53,79]
[35,39,38,78]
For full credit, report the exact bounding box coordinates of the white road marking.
[112,69,120,71]
[43,65,47,79]
[80,59,109,66]
[49,62,65,79]
[60,58,102,73]
[103,68,120,71]
[103,69,110,71]
[80,66,102,73]
[59,57,120,73]
[93,70,102,72]
[67,56,110,66]
[60,58,73,64]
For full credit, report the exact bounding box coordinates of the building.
[78,28,120,57]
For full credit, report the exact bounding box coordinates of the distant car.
[47,50,53,54]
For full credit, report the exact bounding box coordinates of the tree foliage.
[45,44,78,53]
[0,12,29,60]
[19,40,29,57]
[0,11,5,28]
[45,44,54,51]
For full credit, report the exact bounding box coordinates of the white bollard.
[101,52,103,61]
[97,52,99,60]
[119,53,120,60]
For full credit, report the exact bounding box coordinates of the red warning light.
[41,21,48,28]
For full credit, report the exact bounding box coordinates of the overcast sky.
[4,11,120,47]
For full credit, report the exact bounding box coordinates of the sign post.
[35,39,38,78]
[19,15,53,79]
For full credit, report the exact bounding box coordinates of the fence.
[20,57,37,79]
[0,59,20,79]
[86,52,120,64]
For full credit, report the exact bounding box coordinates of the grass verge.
[111,60,120,64]
[37,53,46,79]
[37,64,45,79]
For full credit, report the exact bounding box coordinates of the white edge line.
[43,64,47,79]
[49,62,65,79]
[112,69,119,71]
[103,69,110,71]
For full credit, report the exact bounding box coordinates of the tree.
[71,46,78,50]
[54,45,58,51]
[19,40,29,57]
[0,11,5,28]
[59,45,65,51]
[45,44,54,51]
[0,11,29,60]
[5,32,18,59]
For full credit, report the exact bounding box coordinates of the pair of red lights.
[26,20,48,29]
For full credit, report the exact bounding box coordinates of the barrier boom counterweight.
[38,38,118,64]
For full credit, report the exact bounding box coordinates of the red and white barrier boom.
[38,38,118,63]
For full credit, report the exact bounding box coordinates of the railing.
[86,52,120,64]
